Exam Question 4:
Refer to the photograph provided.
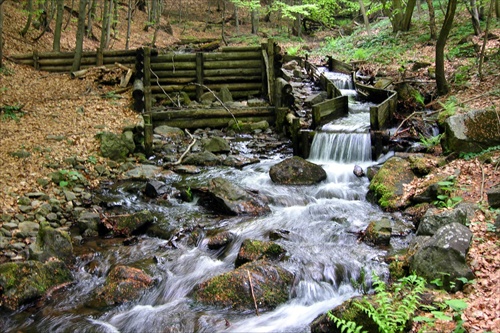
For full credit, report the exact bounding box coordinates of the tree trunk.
[391,0,404,32]
[401,0,416,31]
[53,0,64,51]
[126,0,132,50]
[100,0,110,50]
[71,0,88,73]
[467,0,482,35]
[436,0,457,96]
[251,8,258,34]
[20,0,33,37]
[479,0,495,79]
[86,0,97,38]
[426,0,437,39]
[234,6,239,35]
[496,0,499,19]
[0,0,4,69]
[358,0,371,34]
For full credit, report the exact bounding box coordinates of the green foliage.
[328,274,426,333]
[437,97,458,125]
[419,133,443,151]
[55,169,86,188]
[87,155,98,165]
[230,0,260,10]
[0,66,14,76]
[102,91,121,100]
[459,145,500,160]
[433,176,463,209]
[271,1,317,20]
[415,298,468,333]
[1,104,24,122]
[350,268,369,295]
[285,45,301,56]
[304,0,359,27]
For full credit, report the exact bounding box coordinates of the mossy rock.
[310,297,378,333]
[193,260,293,311]
[235,239,286,267]
[367,157,416,211]
[0,260,73,311]
[363,219,392,246]
[108,210,155,237]
[269,156,327,185]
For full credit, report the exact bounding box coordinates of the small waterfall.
[324,72,354,90]
[309,132,372,163]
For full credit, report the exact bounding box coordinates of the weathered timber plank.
[203,51,261,61]
[203,60,262,69]
[152,107,275,120]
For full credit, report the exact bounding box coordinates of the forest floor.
[0,1,499,332]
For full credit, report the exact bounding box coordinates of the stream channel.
[3,73,402,332]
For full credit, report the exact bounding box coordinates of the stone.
[487,184,500,209]
[207,231,235,250]
[77,211,101,234]
[410,222,474,292]
[235,239,286,267]
[0,260,73,311]
[218,86,233,103]
[15,221,39,238]
[194,260,293,311]
[353,165,365,177]
[202,137,230,154]
[154,125,185,140]
[29,222,74,264]
[97,131,135,161]
[304,93,326,107]
[89,265,154,308]
[367,157,416,211]
[108,210,155,237]
[123,165,163,179]
[269,156,327,185]
[443,109,500,154]
[182,151,221,166]
[363,219,392,246]
[416,205,470,236]
[63,190,77,202]
[144,180,170,198]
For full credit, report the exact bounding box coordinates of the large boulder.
[363,218,392,246]
[0,260,73,310]
[196,177,271,216]
[89,265,154,308]
[28,222,74,264]
[269,156,327,185]
[97,131,135,161]
[104,210,155,237]
[487,183,500,209]
[193,260,293,311]
[202,137,231,154]
[416,204,472,236]
[183,151,221,166]
[410,222,474,291]
[367,157,416,211]
[154,125,185,141]
[443,109,500,154]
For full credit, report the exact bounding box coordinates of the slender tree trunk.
[234,6,239,35]
[479,0,495,79]
[0,0,4,69]
[53,0,64,51]
[126,0,132,50]
[436,0,457,96]
[100,0,110,50]
[72,0,88,72]
[86,0,97,38]
[401,0,416,31]
[467,0,482,35]
[358,0,371,34]
[391,0,404,32]
[21,0,33,37]
[496,0,499,19]
[251,8,258,34]
[426,0,437,39]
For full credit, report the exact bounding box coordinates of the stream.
[1,73,395,333]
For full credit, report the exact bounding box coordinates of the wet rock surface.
[269,156,327,185]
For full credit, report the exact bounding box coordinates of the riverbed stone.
[98,131,135,161]
[29,222,74,264]
[207,231,235,250]
[144,180,170,198]
[89,265,154,308]
[363,218,392,246]
[410,222,473,291]
[123,165,163,179]
[77,211,101,234]
[0,260,73,311]
[416,205,470,236]
[487,183,500,209]
[235,239,286,267]
[194,260,293,311]
[15,221,39,238]
[106,210,155,237]
[202,137,231,154]
[367,157,416,211]
[442,109,500,154]
[196,177,271,216]
[183,150,221,166]
[269,156,327,185]
[154,125,185,140]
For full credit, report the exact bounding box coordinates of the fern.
[329,274,426,333]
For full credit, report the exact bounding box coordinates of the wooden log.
[12,59,35,65]
[203,68,262,77]
[152,92,196,100]
[156,77,196,84]
[230,90,262,99]
[152,90,260,101]
[38,57,96,66]
[102,56,136,65]
[71,69,89,78]
[39,65,72,72]
[153,116,275,130]
[150,62,197,70]
[203,76,262,83]
[150,53,196,63]
[152,107,275,120]
[221,46,261,52]
[204,82,262,91]
[196,53,203,102]
[133,79,144,99]
[102,49,137,57]
[203,60,262,69]
[175,37,219,45]
[204,51,261,61]
[151,70,196,78]
[312,96,349,128]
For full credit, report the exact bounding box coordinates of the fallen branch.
[391,110,439,139]
[171,129,196,166]
[150,67,179,107]
[247,270,259,316]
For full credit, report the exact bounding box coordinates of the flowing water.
[1,73,391,333]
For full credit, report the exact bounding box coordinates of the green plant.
[459,145,500,160]
[350,267,369,295]
[56,169,87,188]
[102,91,121,100]
[415,298,468,333]
[419,133,443,151]
[87,156,98,165]
[437,97,458,125]
[328,274,426,333]
[433,176,463,209]
[1,104,23,122]
[285,45,301,56]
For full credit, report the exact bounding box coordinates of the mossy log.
[203,68,262,77]
[153,107,274,120]
[150,53,196,63]
[150,62,197,70]
[154,116,275,130]
[203,51,261,61]
[203,60,262,69]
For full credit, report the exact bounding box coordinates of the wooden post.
[33,51,39,70]
[196,53,204,101]
[96,48,103,66]
[144,47,153,156]
[291,117,300,156]
[266,39,275,105]
[300,130,310,159]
